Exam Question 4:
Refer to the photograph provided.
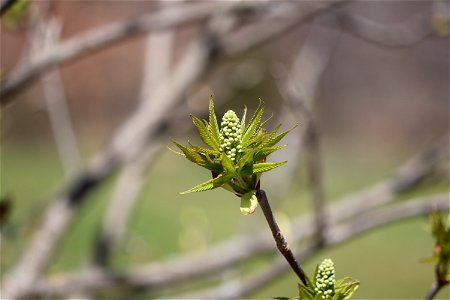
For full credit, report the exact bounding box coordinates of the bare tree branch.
[30,138,447,297]
[36,18,81,177]
[4,1,447,297]
[328,136,449,225]
[425,280,448,300]
[0,1,345,106]
[256,189,308,285]
[335,2,449,48]
[0,1,228,104]
[94,0,178,267]
[185,194,450,299]
[221,1,343,56]
[2,3,350,298]
[271,18,342,245]
[1,33,213,299]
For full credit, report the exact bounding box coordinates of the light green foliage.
[315,259,336,299]
[240,191,258,215]
[3,0,29,28]
[219,110,243,162]
[172,96,295,214]
[277,259,359,300]
[422,212,450,283]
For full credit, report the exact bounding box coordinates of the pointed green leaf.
[208,96,221,146]
[261,125,297,148]
[313,294,323,300]
[237,149,255,171]
[187,144,222,172]
[188,142,220,157]
[221,153,236,175]
[298,283,315,300]
[242,129,266,148]
[226,181,248,196]
[180,173,233,194]
[258,112,273,132]
[191,114,219,150]
[242,101,264,144]
[254,145,286,161]
[172,141,205,166]
[167,146,187,157]
[212,172,234,186]
[305,273,316,290]
[180,178,217,194]
[420,256,439,264]
[259,123,281,146]
[240,105,247,135]
[252,161,286,174]
[240,191,258,215]
[334,278,359,300]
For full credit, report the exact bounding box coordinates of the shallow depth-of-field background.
[1,1,449,299]
[2,140,449,298]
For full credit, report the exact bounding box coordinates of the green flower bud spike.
[294,258,359,300]
[315,259,335,299]
[171,96,295,215]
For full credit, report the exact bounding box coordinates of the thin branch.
[303,121,327,246]
[2,3,353,297]
[424,280,448,300]
[0,1,343,106]
[5,1,447,296]
[256,189,307,286]
[95,0,178,267]
[272,19,342,246]
[30,138,448,297]
[1,35,212,300]
[328,136,449,225]
[222,1,343,56]
[185,194,450,299]
[337,5,437,48]
[0,1,229,104]
[37,18,81,177]
[329,194,450,243]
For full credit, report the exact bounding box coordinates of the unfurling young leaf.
[422,211,450,296]
[172,96,295,214]
[252,161,287,174]
[240,191,258,215]
[276,259,359,300]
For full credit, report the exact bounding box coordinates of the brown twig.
[1,35,212,300]
[424,279,448,300]
[424,254,450,300]
[255,189,307,286]
[184,193,450,299]
[29,138,448,297]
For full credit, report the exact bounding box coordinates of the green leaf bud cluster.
[422,212,450,285]
[291,258,359,300]
[315,259,335,299]
[219,110,243,162]
[171,96,296,215]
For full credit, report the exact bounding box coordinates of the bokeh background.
[1,1,449,299]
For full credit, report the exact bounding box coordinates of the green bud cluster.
[315,258,335,299]
[219,110,243,162]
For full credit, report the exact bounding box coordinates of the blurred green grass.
[1,141,448,299]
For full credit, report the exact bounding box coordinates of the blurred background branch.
[183,193,449,299]
[29,136,448,298]
[1,0,448,299]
